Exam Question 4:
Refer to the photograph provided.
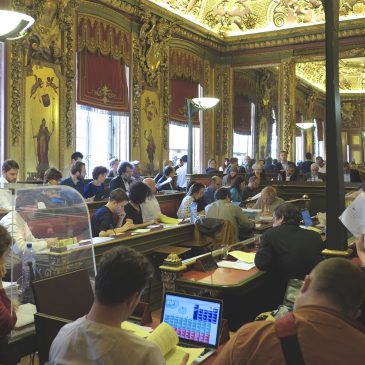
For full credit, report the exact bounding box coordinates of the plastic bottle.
[21,243,36,303]
[190,201,198,224]
[277,173,282,181]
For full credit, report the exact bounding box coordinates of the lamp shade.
[0,1,34,42]
[191,97,220,110]
[296,122,315,130]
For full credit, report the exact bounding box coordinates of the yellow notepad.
[148,322,204,365]
[229,250,256,263]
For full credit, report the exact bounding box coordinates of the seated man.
[50,246,189,365]
[304,163,326,182]
[91,188,134,237]
[281,162,298,181]
[0,193,58,278]
[213,258,365,365]
[241,176,259,202]
[0,159,20,210]
[108,157,119,178]
[344,161,362,182]
[206,159,219,174]
[60,161,87,197]
[156,165,175,191]
[202,176,222,206]
[255,203,324,301]
[205,187,254,241]
[109,161,134,193]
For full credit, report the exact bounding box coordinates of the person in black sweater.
[255,203,324,305]
[123,182,157,227]
[91,189,134,237]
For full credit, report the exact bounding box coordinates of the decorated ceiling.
[296,58,365,94]
[146,0,365,36]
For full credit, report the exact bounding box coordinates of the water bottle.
[21,243,36,303]
[190,201,198,223]
[277,173,282,181]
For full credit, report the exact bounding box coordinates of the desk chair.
[31,269,94,365]
[31,268,94,320]
[34,313,71,365]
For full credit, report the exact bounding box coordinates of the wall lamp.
[186,97,220,174]
[0,0,34,42]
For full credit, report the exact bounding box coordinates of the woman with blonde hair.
[253,186,284,215]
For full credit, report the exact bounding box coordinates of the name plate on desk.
[193,255,218,272]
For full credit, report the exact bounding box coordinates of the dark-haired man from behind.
[241,176,259,202]
[213,258,365,365]
[300,152,313,174]
[50,247,189,365]
[255,203,324,302]
[91,188,134,237]
[202,176,222,206]
[109,161,134,193]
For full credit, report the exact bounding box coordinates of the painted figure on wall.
[259,116,268,159]
[144,129,156,163]
[34,118,54,173]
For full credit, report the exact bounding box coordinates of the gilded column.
[278,59,296,160]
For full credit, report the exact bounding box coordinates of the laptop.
[161,292,223,364]
[301,209,313,227]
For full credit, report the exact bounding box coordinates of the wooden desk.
[0,328,36,365]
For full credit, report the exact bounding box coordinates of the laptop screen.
[301,209,313,227]
[161,292,223,349]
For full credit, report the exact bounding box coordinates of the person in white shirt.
[305,163,325,182]
[141,178,162,222]
[50,246,189,365]
[315,156,326,174]
[0,193,58,277]
[0,160,19,184]
[176,155,188,191]
[0,160,20,210]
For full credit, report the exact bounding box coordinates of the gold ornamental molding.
[296,59,365,94]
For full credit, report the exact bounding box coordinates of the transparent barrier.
[0,184,96,307]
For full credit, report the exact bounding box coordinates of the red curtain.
[234,95,251,135]
[170,78,199,124]
[77,50,129,112]
[316,118,324,141]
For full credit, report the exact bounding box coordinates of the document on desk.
[131,229,151,235]
[148,322,204,365]
[15,303,37,329]
[217,260,256,271]
[339,192,365,236]
[245,192,261,202]
[229,251,256,263]
[121,321,153,337]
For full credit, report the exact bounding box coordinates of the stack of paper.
[3,281,19,301]
[229,251,256,263]
[15,303,37,329]
[217,260,255,271]
[339,192,365,236]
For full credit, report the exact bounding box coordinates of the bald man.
[141,178,162,222]
[213,258,365,365]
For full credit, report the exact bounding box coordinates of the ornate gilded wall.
[5,0,365,178]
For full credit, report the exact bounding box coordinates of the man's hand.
[180,353,189,365]
[355,234,365,253]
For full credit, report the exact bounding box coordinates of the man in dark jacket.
[109,161,134,193]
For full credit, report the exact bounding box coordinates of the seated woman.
[84,166,109,199]
[222,166,238,186]
[206,159,219,174]
[157,165,175,191]
[249,163,266,182]
[219,158,230,173]
[0,225,17,337]
[253,186,285,215]
[177,183,205,219]
[229,176,246,205]
[123,182,157,227]
[42,168,67,207]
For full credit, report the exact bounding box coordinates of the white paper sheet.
[339,192,365,236]
[217,260,256,271]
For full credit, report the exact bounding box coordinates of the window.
[76,105,129,177]
[169,123,201,173]
[270,109,277,159]
[233,102,255,163]
[314,119,319,158]
[295,130,304,164]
